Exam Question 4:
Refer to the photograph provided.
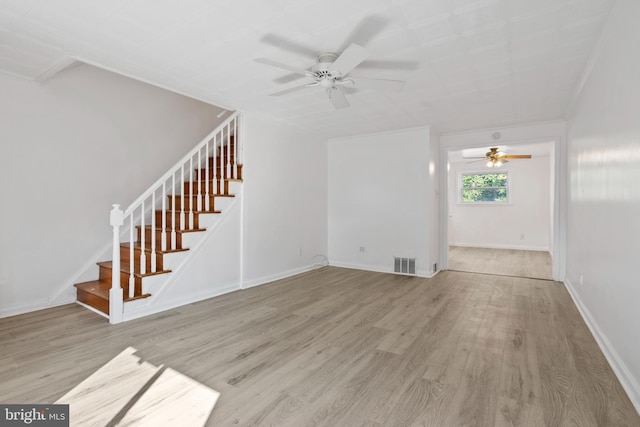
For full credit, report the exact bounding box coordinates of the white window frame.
[458,171,510,204]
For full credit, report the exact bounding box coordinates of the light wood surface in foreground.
[449,246,553,280]
[1,267,638,426]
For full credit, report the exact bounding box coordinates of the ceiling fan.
[254,16,412,109]
[465,147,532,168]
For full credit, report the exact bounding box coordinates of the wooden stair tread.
[74,280,109,299]
[120,242,189,254]
[75,280,151,303]
[97,261,172,277]
[173,192,235,198]
[136,226,207,233]
[156,210,222,215]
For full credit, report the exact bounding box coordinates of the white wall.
[448,156,551,251]
[440,120,566,279]
[429,129,441,271]
[241,112,328,287]
[0,64,225,317]
[328,127,437,277]
[565,0,640,411]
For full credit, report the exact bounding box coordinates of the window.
[460,172,509,203]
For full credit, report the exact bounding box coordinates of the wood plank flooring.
[1,267,638,426]
[449,246,553,280]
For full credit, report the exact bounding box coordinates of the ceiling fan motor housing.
[312,53,343,87]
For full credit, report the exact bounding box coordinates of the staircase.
[74,113,243,322]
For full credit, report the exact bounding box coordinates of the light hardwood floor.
[1,267,638,426]
[449,246,553,280]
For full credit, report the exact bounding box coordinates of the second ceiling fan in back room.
[254,15,417,109]
[464,147,533,168]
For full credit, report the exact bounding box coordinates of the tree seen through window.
[461,172,508,203]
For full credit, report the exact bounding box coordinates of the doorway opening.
[445,141,555,280]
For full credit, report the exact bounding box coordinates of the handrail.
[108,111,244,323]
[124,111,241,217]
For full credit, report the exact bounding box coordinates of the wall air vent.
[394,257,416,275]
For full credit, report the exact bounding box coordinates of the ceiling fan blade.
[269,82,317,96]
[501,155,532,159]
[259,34,317,58]
[274,73,305,84]
[349,76,405,92]
[255,58,312,76]
[327,87,350,109]
[339,15,390,51]
[330,43,368,76]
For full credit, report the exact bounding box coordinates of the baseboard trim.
[563,279,640,415]
[329,260,437,279]
[449,243,550,252]
[122,283,240,322]
[242,265,318,289]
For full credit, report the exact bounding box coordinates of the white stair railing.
[108,112,243,324]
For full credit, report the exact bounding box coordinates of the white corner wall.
[448,156,551,251]
[241,112,328,287]
[0,64,226,317]
[328,127,437,277]
[429,129,441,272]
[565,0,640,411]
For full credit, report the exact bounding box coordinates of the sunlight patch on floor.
[55,347,219,426]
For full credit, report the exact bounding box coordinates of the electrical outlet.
[359,246,365,253]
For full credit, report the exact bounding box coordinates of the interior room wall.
[429,129,441,272]
[565,0,640,410]
[447,156,551,251]
[327,127,436,277]
[241,112,328,287]
[0,64,225,317]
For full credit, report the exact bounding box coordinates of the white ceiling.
[0,0,614,138]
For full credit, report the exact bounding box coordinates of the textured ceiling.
[0,0,614,138]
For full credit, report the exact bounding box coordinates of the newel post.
[109,204,124,324]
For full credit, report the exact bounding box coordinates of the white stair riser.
[214,197,234,211]
[198,214,220,229]
[140,274,166,295]
[160,251,189,271]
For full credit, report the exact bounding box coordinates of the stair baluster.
[151,191,157,273]
[139,201,146,275]
[233,118,238,179]
[189,157,194,229]
[171,173,177,250]
[161,182,167,252]
[205,139,211,211]
[197,148,203,212]
[180,165,185,230]
[129,215,135,298]
[226,123,231,182]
